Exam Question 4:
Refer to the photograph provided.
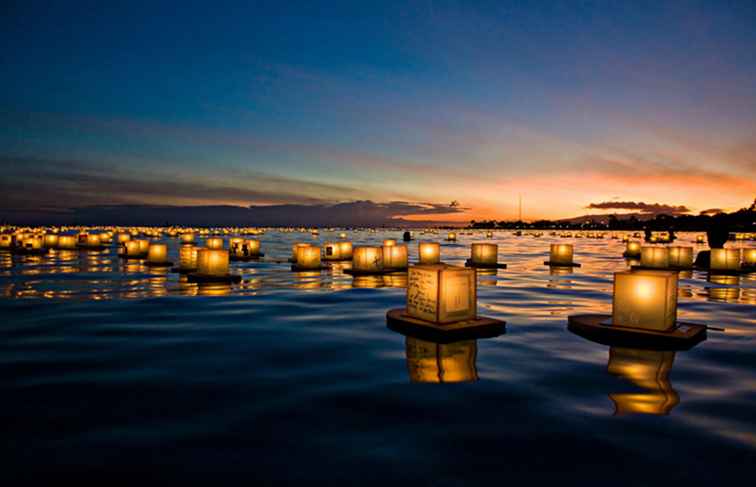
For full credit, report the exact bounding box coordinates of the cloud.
[699,208,724,216]
[586,201,690,215]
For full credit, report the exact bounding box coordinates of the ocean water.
[1,231,754,484]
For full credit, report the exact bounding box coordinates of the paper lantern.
[640,247,669,269]
[709,248,741,271]
[241,239,261,257]
[180,233,195,245]
[549,244,574,265]
[229,237,244,253]
[57,235,78,250]
[337,241,353,259]
[486,231,493,238]
[206,237,224,250]
[339,232,347,239]
[407,265,476,324]
[295,245,321,270]
[383,239,396,247]
[124,241,144,257]
[668,246,693,268]
[696,235,705,244]
[22,235,44,250]
[383,244,408,270]
[405,337,478,383]
[147,243,170,265]
[625,241,641,257]
[470,243,498,266]
[0,235,12,249]
[291,243,311,261]
[117,233,131,244]
[743,248,756,267]
[418,242,441,265]
[353,246,384,272]
[136,239,150,255]
[612,270,678,331]
[197,249,230,276]
[43,234,59,249]
[79,233,102,248]
[323,241,351,261]
[446,232,457,241]
[179,245,199,271]
[608,347,678,415]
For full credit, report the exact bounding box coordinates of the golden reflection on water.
[607,347,679,416]
[293,271,323,290]
[405,337,478,383]
[706,274,740,303]
[198,283,232,296]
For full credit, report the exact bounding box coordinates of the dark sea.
[1,231,754,485]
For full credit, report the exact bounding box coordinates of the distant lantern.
[337,241,353,259]
[22,235,44,251]
[668,246,693,268]
[696,235,705,244]
[486,231,494,238]
[470,243,498,266]
[353,246,384,273]
[117,233,131,244]
[407,264,476,324]
[446,232,457,241]
[43,234,59,249]
[625,241,642,257]
[124,241,144,258]
[405,337,478,383]
[79,233,102,249]
[295,245,321,270]
[242,239,261,257]
[57,235,78,250]
[709,248,741,271]
[180,233,195,245]
[0,234,12,249]
[339,232,347,239]
[136,239,150,255]
[229,237,244,253]
[383,244,408,270]
[640,247,670,269]
[549,244,574,266]
[179,245,199,271]
[383,239,396,247]
[291,243,311,262]
[612,270,678,332]
[621,234,630,243]
[608,347,678,415]
[743,248,756,267]
[206,237,224,250]
[197,249,230,277]
[418,242,441,265]
[147,243,170,266]
[323,241,350,261]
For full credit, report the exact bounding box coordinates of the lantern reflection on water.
[640,247,669,269]
[418,242,441,265]
[612,270,678,331]
[407,265,476,324]
[607,347,679,415]
[668,246,693,268]
[352,246,383,273]
[707,274,740,302]
[382,244,408,270]
[405,337,478,383]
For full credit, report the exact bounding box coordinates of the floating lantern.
[696,235,705,244]
[117,233,131,244]
[0,235,12,249]
[180,233,195,245]
[743,248,756,268]
[291,243,311,262]
[406,265,476,324]
[709,248,741,271]
[621,234,629,242]
[383,244,408,270]
[323,241,351,261]
[339,232,347,239]
[337,241,353,259]
[640,247,670,269]
[146,243,171,266]
[548,244,574,266]
[123,241,145,258]
[79,233,102,249]
[405,337,478,383]
[612,270,678,331]
[178,245,199,272]
[418,242,441,265]
[352,246,384,273]
[206,237,224,250]
[241,239,262,257]
[470,243,498,266]
[608,347,678,415]
[446,232,457,241]
[668,247,693,268]
[43,234,59,249]
[229,237,244,253]
[294,245,322,270]
[57,235,78,250]
[624,241,641,258]
[137,239,150,255]
[383,239,396,247]
[21,235,45,252]
[196,249,230,276]
[486,231,493,238]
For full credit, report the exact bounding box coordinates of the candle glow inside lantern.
[382,244,408,270]
[229,237,244,253]
[242,239,261,257]
[668,246,693,268]
[0,235,12,249]
[612,270,678,331]
[446,232,457,241]
[197,249,230,276]
[625,241,642,257]
[57,235,78,250]
[470,243,498,266]
[23,235,44,250]
[743,248,756,267]
[79,233,102,248]
[295,245,321,270]
[709,248,741,271]
[352,246,384,272]
[696,235,705,244]
[549,244,574,265]
[323,241,351,261]
[640,247,670,269]
[407,265,476,324]
[405,337,478,383]
[206,237,224,250]
[418,242,441,265]
[137,239,150,255]
[180,233,195,245]
[179,245,199,271]
[147,243,170,265]
[291,243,311,262]
[43,234,59,249]
[383,239,396,247]
[124,241,144,257]
[339,232,347,239]
[117,233,131,244]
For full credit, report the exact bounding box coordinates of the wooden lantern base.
[622,252,641,258]
[230,253,264,262]
[322,257,352,262]
[187,273,242,283]
[630,265,693,271]
[544,261,581,267]
[567,314,707,351]
[290,264,329,272]
[386,308,505,343]
[343,268,407,276]
[464,259,507,269]
[119,253,148,260]
[145,260,174,268]
[170,266,197,274]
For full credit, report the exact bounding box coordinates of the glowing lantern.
[407,265,476,324]
[180,233,195,245]
[743,248,756,267]
[79,233,102,248]
[295,245,321,270]
[206,237,224,250]
[405,337,478,383]
[57,235,78,250]
[43,234,59,249]
[229,237,244,253]
[179,245,199,271]
[625,241,641,257]
[668,246,693,268]
[337,241,353,259]
[352,246,384,272]
[0,235,12,249]
[137,239,150,255]
[291,243,311,262]
[709,248,741,271]
[241,239,261,257]
[486,231,493,238]
[197,249,230,276]
[470,243,498,266]
[22,235,44,251]
[117,233,131,244]
[608,347,678,415]
[640,247,669,269]
[696,235,705,244]
[612,270,678,331]
[339,232,347,239]
[418,242,441,265]
[383,244,408,270]
[383,239,396,247]
[124,241,144,258]
[446,232,457,241]
[549,244,574,265]
[323,241,351,261]
[146,243,170,265]
[621,234,629,243]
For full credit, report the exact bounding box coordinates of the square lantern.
[383,239,396,247]
[612,270,678,331]
[180,233,195,245]
[668,246,693,268]
[136,239,150,255]
[23,235,44,250]
[383,244,408,270]
[353,246,384,272]
[206,237,224,250]
[743,248,756,267]
[197,249,230,276]
[295,245,321,270]
[447,232,457,241]
[640,247,669,269]
[471,243,498,265]
[550,244,574,265]
[339,232,347,239]
[117,233,131,244]
[57,235,78,250]
[179,245,198,270]
[147,243,169,265]
[418,242,441,265]
[81,233,102,248]
[323,241,344,261]
[625,241,641,257]
[407,264,476,324]
[243,239,261,257]
[43,234,59,249]
[124,241,143,257]
[337,241,353,259]
[696,235,705,244]
[229,237,244,253]
[0,234,12,249]
[710,248,741,271]
[291,243,311,261]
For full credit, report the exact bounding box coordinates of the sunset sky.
[1,1,755,223]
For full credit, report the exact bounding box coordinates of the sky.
[1,0,755,224]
